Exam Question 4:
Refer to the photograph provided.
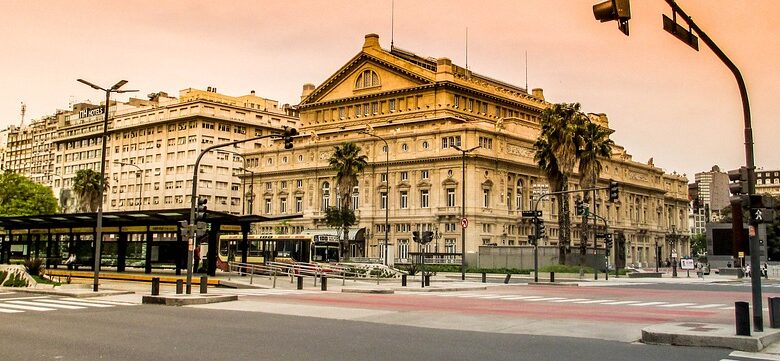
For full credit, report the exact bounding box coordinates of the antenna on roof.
[20,102,26,127]
[525,50,528,90]
[465,27,469,70]
[390,0,395,50]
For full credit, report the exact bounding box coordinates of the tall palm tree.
[72,169,108,212]
[327,142,368,259]
[576,115,615,263]
[534,103,585,265]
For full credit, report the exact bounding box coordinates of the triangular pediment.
[301,52,434,106]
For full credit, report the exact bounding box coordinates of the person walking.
[194,245,201,273]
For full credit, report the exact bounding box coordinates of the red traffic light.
[593,0,631,36]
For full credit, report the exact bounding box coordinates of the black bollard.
[297,276,303,290]
[735,301,751,336]
[482,272,486,283]
[770,297,780,328]
[151,277,160,296]
[504,274,511,284]
[321,276,328,291]
[424,275,430,286]
[550,272,555,283]
[175,279,183,294]
[402,274,407,287]
[199,276,208,294]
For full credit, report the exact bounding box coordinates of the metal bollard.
[402,274,407,287]
[424,275,430,286]
[550,272,555,283]
[175,279,183,295]
[770,297,780,328]
[735,301,751,336]
[482,272,487,283]
[199,276,208,294]
[321,276,328,291]
[151,277,160,296]
[296,276,303,290]
[504,274,511,284]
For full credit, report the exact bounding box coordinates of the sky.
[1,0,778,180]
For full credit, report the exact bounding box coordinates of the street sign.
[681,259,695,270]
[521,210,542,218]
[671,251,678,259]
[739,251,745,258]
[461,217,469,229]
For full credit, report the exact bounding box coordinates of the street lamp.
[655,238,659,273]
[186,128,295,293]
[452,144,480,280]
[222,150,255,215]
[359,129,390,266]
[669,227,678,278]
[77,78,137,292]
[113,161,143,211]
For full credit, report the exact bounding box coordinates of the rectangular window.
[264,198,272,214]
[468,99,474,111]
[400,171,408,181]
[339,107,346,119]
[355,105,361,117]
[447,189,456,207]
[296,179,303,188]
[295,196,303,213]
[389,99,396,111]
[453,96,460,108]
[280,198,287,214]
[400,191,408,209]
[483,189,490,207]
[380,192,388,210]
[398,240,409,259]
[371,102,378,114]
[420,190,429,208]
[421,170,429,179]
[380,173,387,183]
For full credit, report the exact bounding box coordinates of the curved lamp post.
[452,144,480,280]
[359,129,390,266]
[77,78,137,292]
[113,161,143,211]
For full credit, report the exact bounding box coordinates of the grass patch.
[2,273,29,287]
[32,275,61,286]
[540,264,595,274]
[0,271,6,283]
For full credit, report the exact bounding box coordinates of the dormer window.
[355,70,380,89]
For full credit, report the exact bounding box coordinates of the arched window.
[516,179,524,210]
[321,182,330,210]
[355,70,380,89]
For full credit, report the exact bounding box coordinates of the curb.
[341,288,394,294]
[642,322,780,352]
[142,294,238,306]
[0,286,134,298]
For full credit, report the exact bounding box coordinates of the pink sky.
[1,0,777,179]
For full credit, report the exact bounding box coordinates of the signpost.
[461,217,469,229]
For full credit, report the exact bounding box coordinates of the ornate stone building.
[244,34,690,267]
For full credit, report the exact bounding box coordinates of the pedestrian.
[194,245,201,273]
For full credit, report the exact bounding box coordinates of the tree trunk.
[557,193,571,265]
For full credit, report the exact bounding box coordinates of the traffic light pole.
[187,133,285,294]
[663,0,761,332]
[531,185,613,282]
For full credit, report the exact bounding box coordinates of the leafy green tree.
[0,171,58,216]
[576,117,614,262]
[72,169,108,212]
[534,103,585,264]
[327,142,368,259]
[690,233,707,257]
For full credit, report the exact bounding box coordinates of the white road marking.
[64,299,135,306]
[658,303,696,308]
[687,304,725,309]
[629,302,668,307]
[602,300,641,305]
[500,296,546,300]
[12,300,85,310]
[524,297,567,302]
[574,299,615,304]
[551,298,590,303]
[41,299,114,308]
[0,302,56,311]
[729,350,780,360]
[0,307,24,313]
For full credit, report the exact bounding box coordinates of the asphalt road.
[0,302,736,361]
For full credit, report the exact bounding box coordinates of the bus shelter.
[0,209,289,276]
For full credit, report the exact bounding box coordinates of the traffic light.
[196,197,208,221]
[412,231,420,243]
[536,219,546,239]
[608,181,619,202]
[528,234,537,246]
[178,220,190,239]
[575,199,584,216]
[593,0,631,36]
[422,231,433,244]
[283,126,298,149]
[728,167,749,197]
[195,221,208,239]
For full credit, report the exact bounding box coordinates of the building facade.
[756,169,780,196]
[689,165,730,235]
[3,88,297,215]
[243,34,690,267]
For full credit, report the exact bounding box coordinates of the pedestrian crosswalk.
[0,296,137,314]
[720,350,780,361]
[400,291,734,311]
